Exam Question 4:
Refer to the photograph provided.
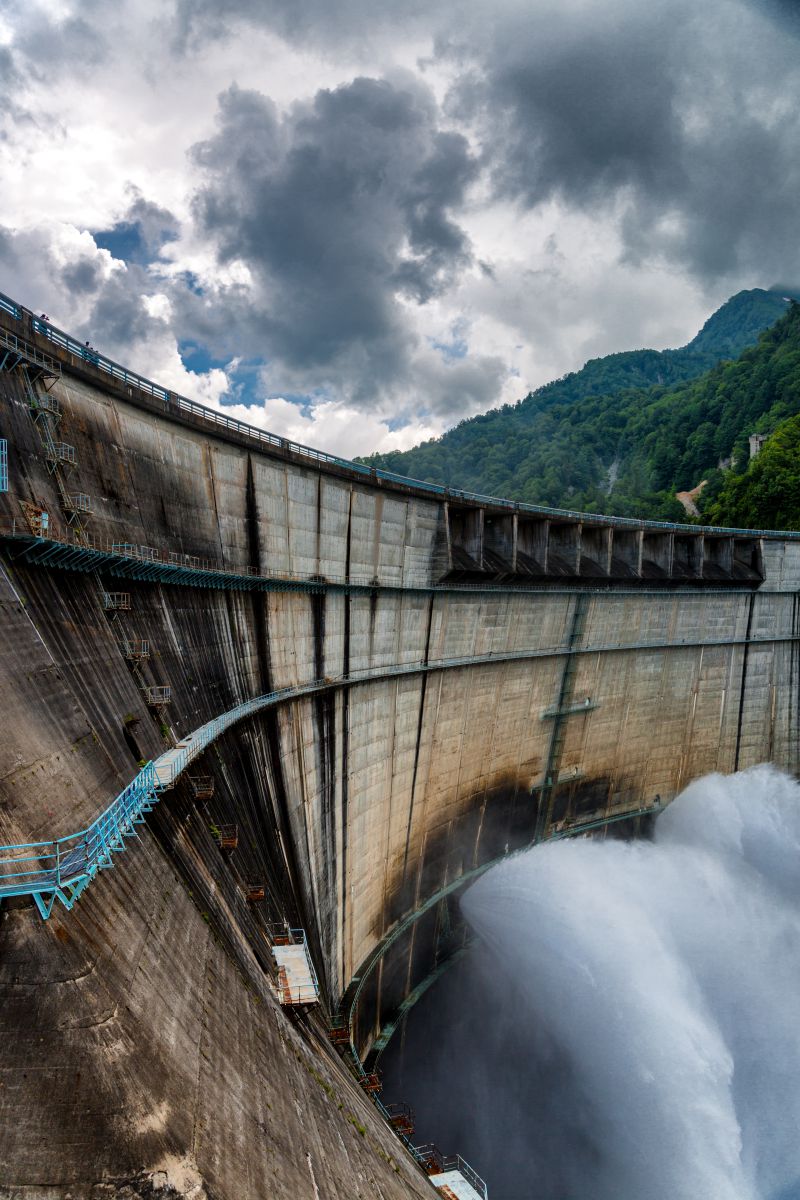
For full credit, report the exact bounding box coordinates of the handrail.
[0,517,437,589]
[0,294,20,319]
[1,288,799,540]
[0,682,323,917]
[0,326,61,376]
[0,764,159,918]
[411,1144,488,1198]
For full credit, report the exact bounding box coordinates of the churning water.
[382,765,800,1200]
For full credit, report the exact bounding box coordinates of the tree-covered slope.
[362,289,794,521]
[606,301,800,521]
[704,411,800,530]
[683,288,795,359]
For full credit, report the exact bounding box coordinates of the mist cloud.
[385,765,800,1200]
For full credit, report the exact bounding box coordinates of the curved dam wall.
[1,301,800,1198]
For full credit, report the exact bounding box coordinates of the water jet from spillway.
[381,765,800,1200]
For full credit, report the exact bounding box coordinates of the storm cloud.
[445,0,800,283]
[188,75,503,416]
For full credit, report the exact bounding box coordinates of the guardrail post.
[55,839,61,888]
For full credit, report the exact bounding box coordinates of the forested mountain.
[361,288,796,523]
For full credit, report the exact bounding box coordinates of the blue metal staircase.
[0,683,322,918]
[0,764,159,919]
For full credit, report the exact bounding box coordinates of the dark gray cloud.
[174,0,800,294]
[189,75,486,412]
[60,257,103,295]
[450,6,684,206]
[752,0,800,35]
[5,0,799,439]
[0,225,17,266]
[78,267,164,348]
[122,191,181,257]
[444,0,800,286]
[0,45,38,133]
[0,47,19,111]
[0,7,105,140]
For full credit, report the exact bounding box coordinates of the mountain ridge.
[361,288,796,523]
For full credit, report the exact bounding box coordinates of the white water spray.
[385,766,800,1200]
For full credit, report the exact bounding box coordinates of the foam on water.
[384,766,800,1200]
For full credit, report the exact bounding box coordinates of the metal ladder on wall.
[89,571,174,738]
[18,364,92,540]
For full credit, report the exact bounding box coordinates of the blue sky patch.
[93,220,177,267]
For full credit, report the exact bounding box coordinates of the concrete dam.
[1,293,799,1200]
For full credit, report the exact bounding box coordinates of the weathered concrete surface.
[0,838,433,1200]
[1,317,800,1197]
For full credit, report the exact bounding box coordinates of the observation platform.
[271,928,320,1006]
[428,1171,485,1200]
[415,1146,487,1200]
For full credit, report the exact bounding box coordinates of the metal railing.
[0,438,6,493]
[38,391,61,415]
[1,288,798,540]
[29,391,61,417]
[0,764,158,919]
[412,1144,488,1198]
[188,774,213,799]
[0,325,61,376]
[103,592,131,610]
[65,493,91,513]
[271,926,321,1005]
[47,442,76,466]
[447,1155,488,1199]
[0,517,437,589]
[0,685,317,915]
[121,638,150,660]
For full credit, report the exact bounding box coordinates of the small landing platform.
[272,930,320,1006]
[429,1170,485,1200]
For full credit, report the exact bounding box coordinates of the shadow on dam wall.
[2,295,800,1197]
[349,772,658,1061]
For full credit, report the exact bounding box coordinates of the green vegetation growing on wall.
[362,289,798,525]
